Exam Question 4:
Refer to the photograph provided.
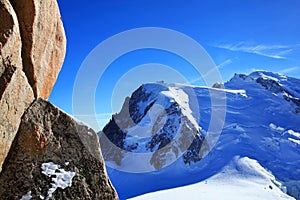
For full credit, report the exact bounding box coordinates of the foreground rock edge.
[0,99,118,199]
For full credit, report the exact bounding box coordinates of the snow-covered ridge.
[227,71,300,113]
[162,86,199,130]
[102,71,300,200]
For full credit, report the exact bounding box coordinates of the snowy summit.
[100,71,300,200]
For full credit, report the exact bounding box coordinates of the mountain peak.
[100,71,300,199]
[226,71,300,113]
[100,83,207,171]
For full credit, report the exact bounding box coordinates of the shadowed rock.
[0,99,118,199]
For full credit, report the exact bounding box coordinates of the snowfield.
[129,157,294,200]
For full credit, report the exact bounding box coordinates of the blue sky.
[51,0,300,130]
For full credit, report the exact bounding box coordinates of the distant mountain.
[99,71,300,200]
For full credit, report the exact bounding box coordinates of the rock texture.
[0,99,118,199]
[0,0,66,174]
[0,1,118,199]
[10,0,66,99]
[0,0,34,172]
[0,0,21,68]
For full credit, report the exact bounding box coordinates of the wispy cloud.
[216,59,232,68]
[214,42,298,59]
[278,67,299,74]
[190,58,233,85]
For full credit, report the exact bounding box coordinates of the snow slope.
[129,157,294,200]
[100,71,300,200]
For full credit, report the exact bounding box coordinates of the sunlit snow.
[129,157,294,200]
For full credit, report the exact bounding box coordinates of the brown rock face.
[1,0,67,174]
[1,1,118,199]
[0,0,21,69]
[0,99,118,199]
[0,0,34,172]
[0,67,34,172]
[10,0,66,99]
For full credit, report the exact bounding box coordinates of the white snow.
[269,123,285,132]
[214,88,248,97]
[41,162,75,199]
[288,138,300,145]
[129,157,294,200]
[269,124,300,144]
[248,71,281,82]
[165,86,200,130]
[21,191,32,200]
[286,129,300,139]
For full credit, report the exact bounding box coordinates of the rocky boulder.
[0,99,118,199]
[0,0,34,172]
[10,0,66,99]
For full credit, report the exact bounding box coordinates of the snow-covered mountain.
[99,71,300,200]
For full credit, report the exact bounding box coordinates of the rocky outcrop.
[0,1,118,199]
[0,0,66,173]
[0,0,118,199]
[0,0,34,172]
[0,99,118,199]
[9,0,66,99]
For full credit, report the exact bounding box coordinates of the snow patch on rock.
[41,162,75,199]
[21,191,32,200]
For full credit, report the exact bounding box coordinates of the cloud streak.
[217,59,232,68]
[214,42,298,59]
[278,67,299,74]
[190,58,233,85]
